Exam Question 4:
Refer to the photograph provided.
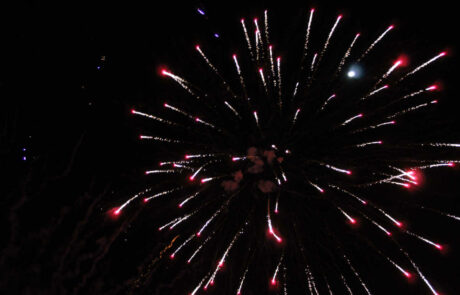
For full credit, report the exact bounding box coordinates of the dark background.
[2,0,459,294]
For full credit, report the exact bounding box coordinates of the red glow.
[170,254,175,259]
[274,209,279,214]
[389,25,395,30]
[178,204,182,208]
[427,85,438,91]
[432,100,438,104]
[259,68,263,73]
[218,261,224,267]
[277,237,283,243]
[440,51,447,57]
[435,244,443,250]
[161,69,168,76]
[404,272,412,278]
[131,109,136,114]
[113,208,121,216]
[232,54,237,58]
[395,221,403,227]
[277,56,281,61]
[403,183,411,188]
[356,32,361,37]
[189,176,195,181]
[346,170,352,175]
[200,179,206,183]
[163,102,168,107]
[387,232,392,236]
[240,18,245,22]
[310,8,315,13]
[338,14,343,19]
[391,121,396,124]
[448,162,455,167]
[269,44,273,49]
[195,117,200,122]
[195,45,200,50]
[196,232,201,237]
[362,201,368,205]
[185,155,190,159]
[271,279,276,286]
[254,18,258,22]
[350,218,356,224]
[210,280,214,286]
[143,198,149,203]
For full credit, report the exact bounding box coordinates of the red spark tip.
[378,141,383,144]
[271,279,276,285]
[144,171,149,175]
[130,109,136,114]
[237,292,241,295]
[200,179,206,183]
[310,8,315,13]
[163,102,168,107]
[274,209,279,214]
[113,209,121,216]
[259,67,263,72]
[346,170,352,175]
[395,221,403,227]
[269,44,273,49]
[427,85,438,91]
[161,69,167,76]
[432,100,438,104]
[232,157,237,162]
[218,261,224,267]
[338,14,343,19]
[362,201,368,205]
[389,25,395,30]
[185,155,190,159]
[395,59,403,66]
[196,232,201,237]
[143,198,149,203]
[254,17,258,22]
[383,85,389,88]
[178,204,182,208]
[404,272,412,278]
[440,51,447,56]
[210,280,215,286]
[435,244,443,250]
[387,232,392,236]
[170,254,175,259]
[277,56,281,61]
[350,218,357,224]
[391,121,396,124]
[139,135,143,139]
[203,286,208,290]
[195,45,200,50]
[195,117,200,122]
[448,162,455,167]
[240,18,245,22]
[232,54,237,58]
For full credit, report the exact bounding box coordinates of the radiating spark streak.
[206,229,243,288]
[170,234,195,259]
[164,103,195,119]
[341,274,353,295]
[144,187,181,202]
[341,113,363,126]
[114,192,141,215]
[292,109,301,125]
[236,266,249,295]
[362,85,388,100]
[423,143,460,148]
[320,94,336,111]
[344,255,372,295]
[406,231,443,250]
[197,207,223,236]
[196,45,220,75]
[264,10,270,45]
[351,120,395,134]
[281,170,287,182]
[191,274,209,295]
[403,251,440,295]
[303,8,315,57]
[376,207,402,227]
[387,100,437,119]
[388,180,411,188]
[293,82,299,98]
[240,19,253,58]
[338,207,356,224]
[259,68,268,93]
[375,59,402,85]
[179,192,200,208]
[277,57,282,104]
[161,69,199,98]
[269,45,277,87]
[189,164,207,181]
[319,14,342,61]
[169,212,195,230]
[371,219,392,236]
[354,141,382,148]
[322,163,352,175]
[415,162,455,169]
[224,101,240,118]
[253,111,260,128]
[311,53,318,71]
[325,278,334,295]
[131,109,177,126]
[188,234,213,264]
[195,117,218,130]
[337,33,360,74]
[201,176,221,184]
[274,195,279,213]
[328,185,367,205]
[145,169,177,175]
[402,51,446,80]
[254,18,263,49]
[401,84,438,100]
[308,180,324,193]
[358,25,394,61]
[267,200,282,242]
[305,264,319,295]
[185,153,217,159]
[271,253,284,285]
[283,264,288,295]
[255,29,260,61]
[139,135,182,143]
[385,256,411,278]
[232,54,247,95]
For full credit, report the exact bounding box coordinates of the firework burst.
[114,8,458,295]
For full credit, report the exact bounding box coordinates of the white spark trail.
[358,25,394,62]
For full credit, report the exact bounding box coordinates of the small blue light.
[214,33,220,38]
[97,66,101,70]
[22,148,26,152]
[197,8,205,15]
[346,64,363,79]
[23,156,27,161]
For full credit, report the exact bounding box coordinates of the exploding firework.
[114,8,458,295]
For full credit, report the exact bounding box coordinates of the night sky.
[2,0,460,294]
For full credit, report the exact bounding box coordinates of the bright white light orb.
[347,70,356,78]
